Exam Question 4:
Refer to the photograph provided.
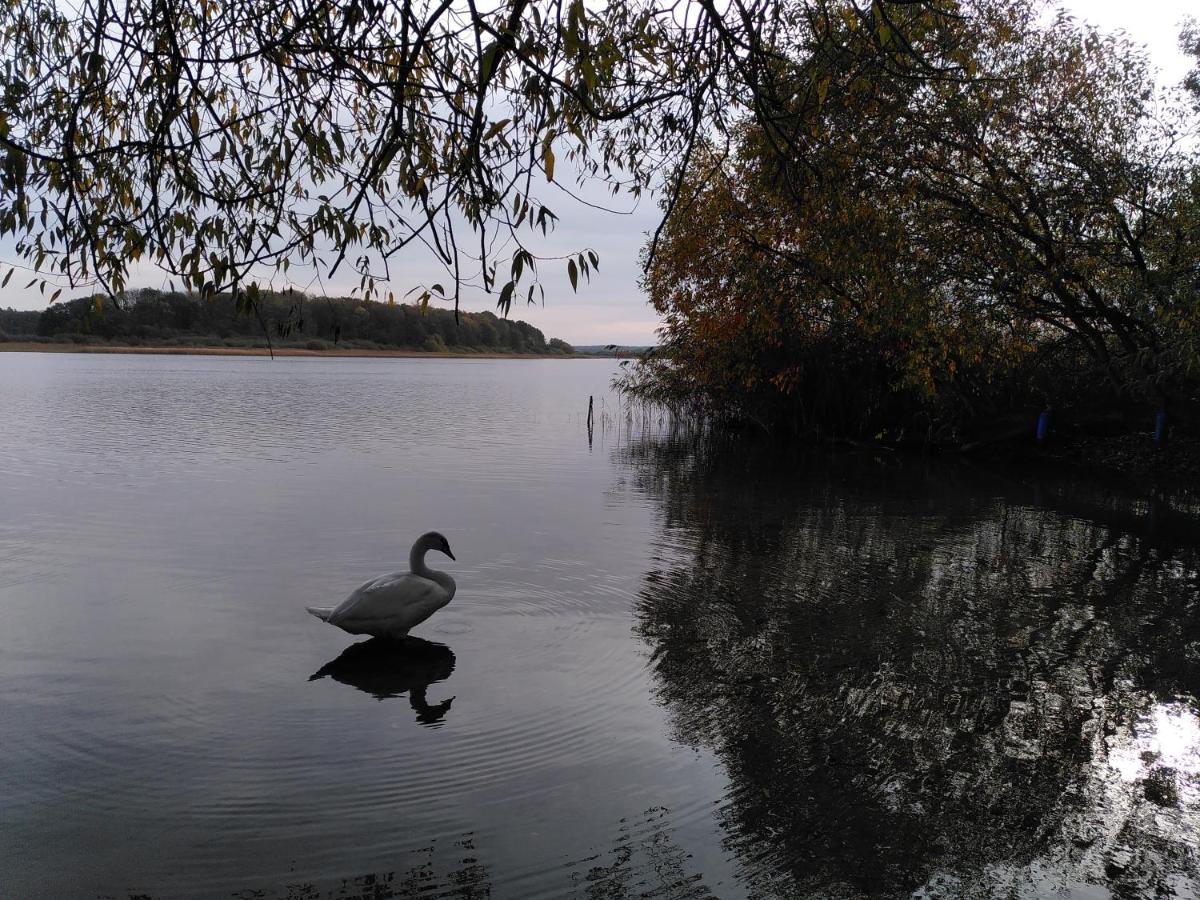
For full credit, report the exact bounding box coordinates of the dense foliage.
[0,0,965,323]
[620,1,1200,440]
[0,290,569,353]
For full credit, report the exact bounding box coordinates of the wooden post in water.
[587,395,594,446]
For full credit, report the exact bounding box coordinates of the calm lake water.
[2,352,1199,899]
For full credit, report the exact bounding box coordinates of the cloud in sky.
[1,0,1194,347]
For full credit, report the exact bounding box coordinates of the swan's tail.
[307,606,335,622]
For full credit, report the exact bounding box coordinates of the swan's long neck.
[410,542,456,596]
[409,541,432,577]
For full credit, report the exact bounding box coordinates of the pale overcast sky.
[0,0,1195,346]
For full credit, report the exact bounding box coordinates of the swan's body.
[308,532,456,639]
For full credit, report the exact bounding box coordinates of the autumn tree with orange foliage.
[622,1,1200,440]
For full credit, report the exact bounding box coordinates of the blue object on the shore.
[1036,410,1050,445]
[1155,410,1168,447]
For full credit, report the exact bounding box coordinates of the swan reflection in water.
[310,636,456,725]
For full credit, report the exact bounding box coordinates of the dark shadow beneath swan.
[310,636,456,725]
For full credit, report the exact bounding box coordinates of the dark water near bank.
[1,353,1199,899]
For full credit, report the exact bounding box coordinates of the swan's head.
[419,531,456,561]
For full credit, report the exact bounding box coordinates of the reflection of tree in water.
[227,811,717,899]
[229,834,490,899]
[623,438,1200,898]
[567,808,716,900]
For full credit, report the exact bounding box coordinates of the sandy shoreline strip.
[0,342,597,360]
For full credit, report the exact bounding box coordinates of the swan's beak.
[444,547,456,561]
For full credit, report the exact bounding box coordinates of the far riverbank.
[0,341,624,360]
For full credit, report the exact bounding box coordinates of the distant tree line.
[0,290,574,354]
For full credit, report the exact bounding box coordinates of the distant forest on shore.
[0,290,574,354]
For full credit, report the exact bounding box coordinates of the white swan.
[307,532,457,639]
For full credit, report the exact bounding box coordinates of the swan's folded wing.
[329,573,446,630]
